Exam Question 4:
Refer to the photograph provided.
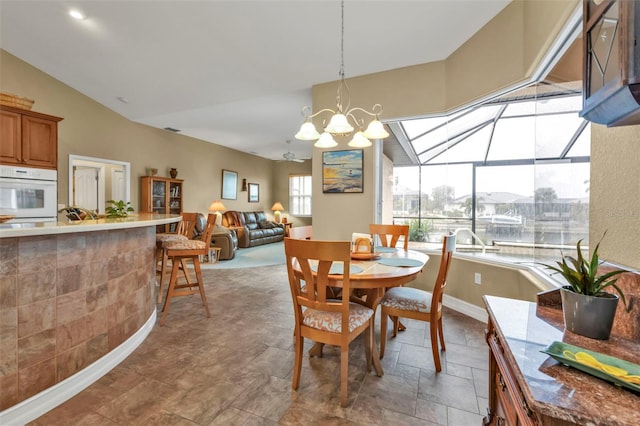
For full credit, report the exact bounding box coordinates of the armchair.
[194,213,238,260]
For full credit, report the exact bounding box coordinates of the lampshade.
[271,202,284,211]
[348,131,372,148]
[295,121,321,141]
[208,200,226,212]
[363,119,389,139]
[314,132,338,148]
[324,113,354,134]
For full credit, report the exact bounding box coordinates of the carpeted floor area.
[201,241,285,269]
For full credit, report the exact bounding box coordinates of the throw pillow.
[259,220,276,229]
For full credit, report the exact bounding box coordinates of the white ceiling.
[0,0,511,161]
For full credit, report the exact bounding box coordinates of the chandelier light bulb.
[295,121,321,141]
[363,119,389,139]
[314,132,338,148]
[325,113,354,135]
[348,131,372,148]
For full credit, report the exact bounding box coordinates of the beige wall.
[311,0,581,241]
[590,123,640,269]
[1,50,277,217]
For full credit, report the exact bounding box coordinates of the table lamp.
[208,199,226,225]
[271,201,285,223]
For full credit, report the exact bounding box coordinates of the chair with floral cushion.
[379,233,456,372]
[155,212,199,303]
[159,213,216,325]
[284,238,374,407]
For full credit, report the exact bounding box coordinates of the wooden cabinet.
[484,322,539,426]
[140,176,183,232]
[580,0,640,126]
[0,105,62,169]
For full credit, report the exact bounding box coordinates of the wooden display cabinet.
[140,176,183,232]
[0,105,62,169]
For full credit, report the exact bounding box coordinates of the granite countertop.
[484,295,640,426]
[0,213,180,237]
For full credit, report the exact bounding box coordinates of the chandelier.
[294,0,389,148]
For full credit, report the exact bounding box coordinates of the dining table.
[305,247,429,377]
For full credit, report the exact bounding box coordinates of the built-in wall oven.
[0,165,57,223]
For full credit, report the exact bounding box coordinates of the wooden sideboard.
[483,295,640,426]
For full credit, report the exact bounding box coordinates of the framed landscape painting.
[248,183,259,202]
[221,169,238,200]
[322,149,363,193]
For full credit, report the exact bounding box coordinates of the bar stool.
[160,213,216,326]
[155,213,198,303]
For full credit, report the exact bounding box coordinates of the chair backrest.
[284,238,352,328]
[177,212,199,239]
[288,225,313,240]
[369,224,409,250]
[199,213,217,247]
[430,234,456,314]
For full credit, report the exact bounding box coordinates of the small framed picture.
[222,170,238,200]
[248,183,259,202]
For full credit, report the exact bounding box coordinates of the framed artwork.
[221,169,238,200]
[322,149,363,193]
[248,183,259,202]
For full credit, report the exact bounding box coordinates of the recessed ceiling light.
[69,10,86,20]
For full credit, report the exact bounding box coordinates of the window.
[289,175,312,216]
[389,86,590,261]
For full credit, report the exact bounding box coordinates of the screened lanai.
[386,81,591,260]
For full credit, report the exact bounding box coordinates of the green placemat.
[312,264,363,275]
[375,246,397,253]
[377,258,422,267]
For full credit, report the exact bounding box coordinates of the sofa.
[194,213,238,260]
[222,211,285,248]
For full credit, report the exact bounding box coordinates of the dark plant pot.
[561,287,619,340]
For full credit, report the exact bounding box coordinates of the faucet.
[58,206,98,221]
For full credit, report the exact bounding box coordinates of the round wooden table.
[306,248,429,376]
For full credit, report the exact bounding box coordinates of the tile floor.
[30,264,489,425]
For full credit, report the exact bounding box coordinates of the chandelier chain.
[340,0,344,80]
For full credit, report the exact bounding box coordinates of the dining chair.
[284,238,374,407]
[379,233,456,372]
[369,223,409,250]
[287,225,313,240]
[159,213,216,326]
[155,212,199,303]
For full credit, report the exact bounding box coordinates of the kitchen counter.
[0,213,180,423]
[483,295,640,426]
[0,213,180,237]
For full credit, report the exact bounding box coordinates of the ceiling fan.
[279,140,307,163]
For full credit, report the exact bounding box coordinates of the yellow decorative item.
[562,349,640,385]
[542,341,640,392]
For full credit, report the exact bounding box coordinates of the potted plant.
[542,234,628,340]
[105,200,134,218]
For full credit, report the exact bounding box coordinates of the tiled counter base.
[0,226,157,415]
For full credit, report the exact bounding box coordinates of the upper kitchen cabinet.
[0,105,63,169]
[580,0,640,127]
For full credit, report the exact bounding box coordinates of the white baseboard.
[0,309,157,426]
[443,294,488,323]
